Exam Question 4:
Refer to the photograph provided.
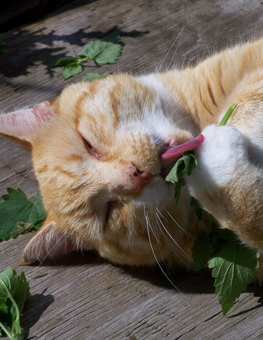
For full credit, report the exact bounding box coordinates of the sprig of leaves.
[165,103,260,314]
[0,267,30,340]
[0,188,46,242]
[190,102,259,315]
[55,30,122,80]
[165,103,237,205]
[165,151,197,204]
[208,236,259,315]
[192,212,259,315]
[0,35,8,57]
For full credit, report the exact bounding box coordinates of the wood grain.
[1,0,263,339]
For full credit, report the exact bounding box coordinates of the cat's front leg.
[185,124,263,251]
[186,124,248,197]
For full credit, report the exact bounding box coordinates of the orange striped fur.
[1,38,263,280]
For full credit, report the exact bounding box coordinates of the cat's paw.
[186,124,248,195]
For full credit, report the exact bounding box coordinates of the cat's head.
[1,74,198,267]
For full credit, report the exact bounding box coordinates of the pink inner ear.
[0,101,56,141]
[32,101,55,121]
[21,220,93,264]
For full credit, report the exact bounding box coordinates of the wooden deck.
[1,0,263,338]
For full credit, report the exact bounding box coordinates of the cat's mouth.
[104,135,204,217]
[160,134,204,161]
[159,134,204,179]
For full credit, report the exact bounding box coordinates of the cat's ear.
[0,101,57,144]
[20,218,93,264]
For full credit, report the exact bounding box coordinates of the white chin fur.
[131,176,174,207]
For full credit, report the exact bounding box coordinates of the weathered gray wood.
[1,0,263,339]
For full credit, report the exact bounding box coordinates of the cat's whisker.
[153,217,171,264]
[160,204,195,239]
[146,213,162,246]
[144,207,183,293]
[175,116,192,126]
[155,209,194,268]
[157,23,188,72]
[38,224,79,265]
[15,169,35,189]
[153,217,179,278]
[167,24,189,70]
[156,208,192,261]
[155,217,193,269]
[155,215,185,258]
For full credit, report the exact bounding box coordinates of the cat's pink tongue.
[161,134,204,161]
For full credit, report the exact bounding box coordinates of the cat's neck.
[140,38,263,132]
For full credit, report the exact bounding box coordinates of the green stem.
[0,321,15,340]
[78,57,90,63]
[218,103,237,126]
[7,293,20,334]
[0,280,20,334]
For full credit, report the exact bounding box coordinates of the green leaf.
[34,190,46,221]
[11,272,30,314]
[190,197,203,221]
[0,268,12,309]
[181,151,197,176]
[166,151,197,184]
[0,202,33,241]
[95,42,122,64]
[208,239,259,315]
[192,231,212,272]
[192,214,259,314]
[0,267,29,339]
[174,178,185,205]
[165,164,179,184]
[82,73,104,82]
[0,188,47,242]
[56,30,122,80]
[54,57,78,67]
[166,151,197,205]
[62,63,83,80]
[218,103,237,126]
[0,35,8,57]
[27,191,46,232]
[78,40,105,59]
[78,30,122,65]
[2,188,27,202]
[82,72,111,82]
[214,228,237,241]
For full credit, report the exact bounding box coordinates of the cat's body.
[1,38,263,279]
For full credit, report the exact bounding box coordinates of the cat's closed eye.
[81,135,100,159]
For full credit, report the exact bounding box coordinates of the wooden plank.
[1,0,263,339]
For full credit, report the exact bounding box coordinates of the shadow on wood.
[21,290,54,340]
[2,25,149,79]
[25,249,216,294]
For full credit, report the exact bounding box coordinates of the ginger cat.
[1,38,263,279]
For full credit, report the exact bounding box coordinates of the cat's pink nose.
[127,164,152,192]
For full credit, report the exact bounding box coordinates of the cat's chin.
[130,176,174,207]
